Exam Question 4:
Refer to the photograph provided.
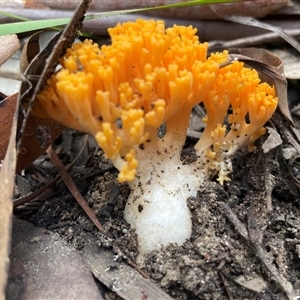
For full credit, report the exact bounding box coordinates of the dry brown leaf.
[13,135,88,208]
[1,0,93,173]
[0,93,18,300]
[16,0,92,170]
[20,31,41,74]
[7,218,103,300]
[0,35,20,67]
[0,94,63,172]
[81,241,173,300]
[16,117,64,173]
[223,16,300,53]
[0,94,17,160]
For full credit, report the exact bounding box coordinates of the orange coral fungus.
[33,19,278,252]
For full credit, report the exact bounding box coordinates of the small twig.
[0,70,22,81]
[218,202,296,300]
[219,271,234,300]
[13,173,61,208]
[127,257,150,280]
[209,29,300,52]
[114,245,150,279]
[13,135,89,208]
[46,145,104,232]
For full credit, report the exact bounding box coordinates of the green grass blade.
[87,0,239,20]
[140,0,239,10]
[0,18,72,36]
[0,0,238,36]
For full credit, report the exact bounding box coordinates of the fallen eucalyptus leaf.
[0,94,17,160]
[0,34,20,66]
[80,240,173,300]
[0,94,63,173]
[0,93,18,300]
[16,0,92,168]
[7,218,103,300]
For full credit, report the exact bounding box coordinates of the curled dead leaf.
[20,31,41,74]
[17,0,91,143]
[0,93,18,300]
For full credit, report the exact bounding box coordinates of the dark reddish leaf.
[0,94,17,160]
[0,94,18,300]
[19,31,41,74]
[0,94,63,172]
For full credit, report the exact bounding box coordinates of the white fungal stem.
[123,126,205,253]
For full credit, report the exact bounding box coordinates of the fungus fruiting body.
[33,19,278,253]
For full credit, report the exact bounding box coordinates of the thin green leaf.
[0,10,70,34]
[0,18,72,36]
[0,0,238,36]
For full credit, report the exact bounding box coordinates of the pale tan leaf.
[0,35,20,67]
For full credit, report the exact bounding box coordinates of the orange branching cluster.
[195,54,277,183]
[33,19,278,183]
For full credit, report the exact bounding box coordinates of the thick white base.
[124,143,202,253]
